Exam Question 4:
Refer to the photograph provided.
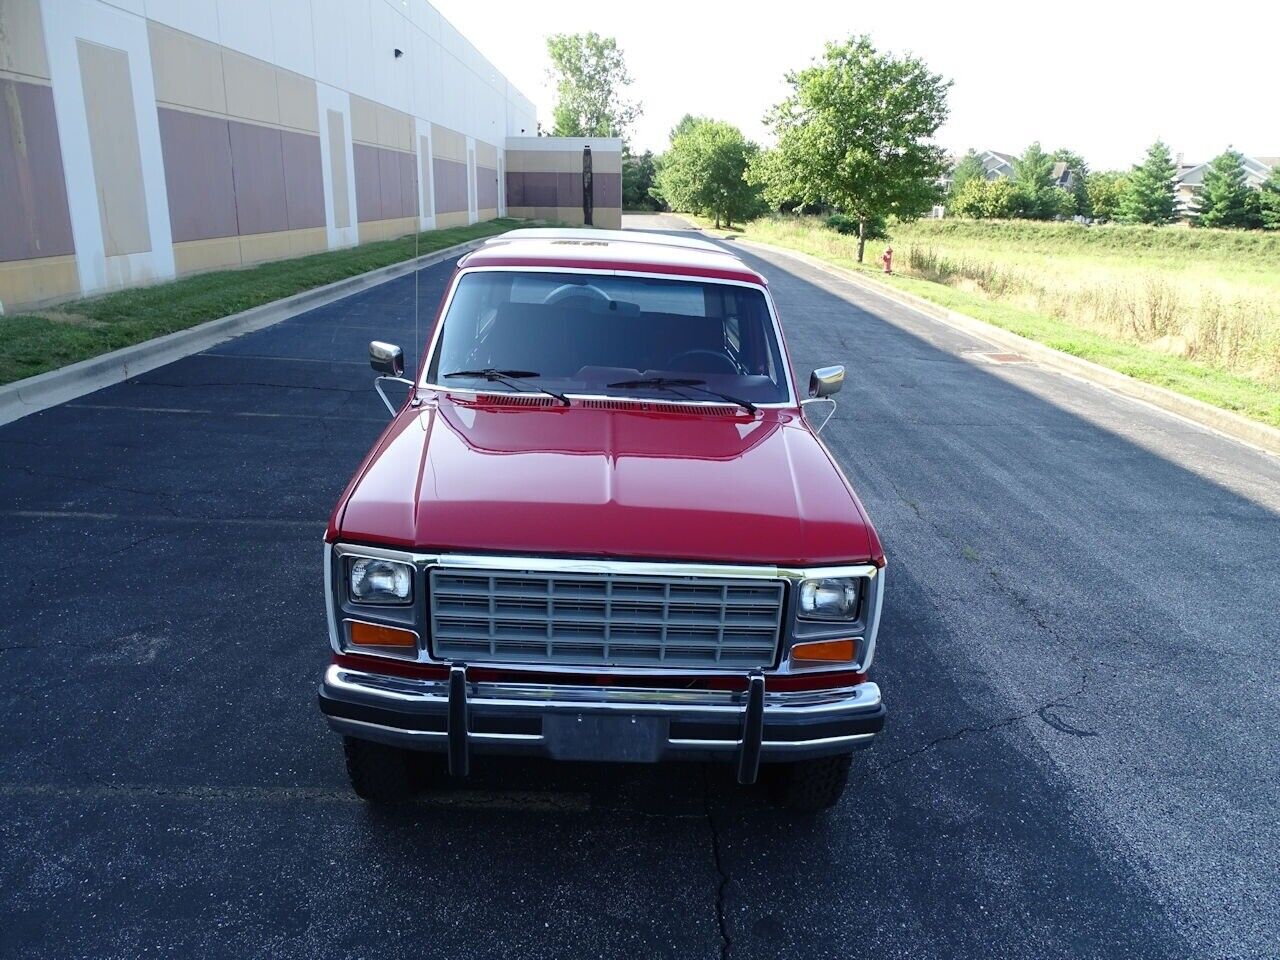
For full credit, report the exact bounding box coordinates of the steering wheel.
[666,349,739,374]
[544,283,610,305]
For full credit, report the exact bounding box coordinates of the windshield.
[426,271,791,404]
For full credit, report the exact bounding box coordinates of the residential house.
[940,150,1075,192]
[1173,154,1278,218]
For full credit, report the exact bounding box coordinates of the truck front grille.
[428,568,785,669]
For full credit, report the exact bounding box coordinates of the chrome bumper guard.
[319,663,884,783]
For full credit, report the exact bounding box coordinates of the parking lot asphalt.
[2,220,1278,959]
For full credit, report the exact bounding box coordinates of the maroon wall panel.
[476,165,498,209]
[555,171,581,204]
[281,129,325,230]
[158,107,238,242]
[398,151,418,218]
[593,172,622,208]
[353,143,382,224]
[433,157,468,214]
[504,170,523,207]
[515,171,558,207]
[377,147,402,220]
[228,120,288,235]
[0,79,75,261]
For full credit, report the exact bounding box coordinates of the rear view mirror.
[369,341,404,378]
[809,365,845,398]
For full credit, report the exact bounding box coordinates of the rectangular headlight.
[798,577,860,621]
[348,557,413,605]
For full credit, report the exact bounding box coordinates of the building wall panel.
[77,39,151,256]
[281,128,325,229]
[398,149,418,218]
[349,93,377,146]
[222,48,279,126]
[417,133,432,220]
[157,106,237,242]
[148,21,226,114]
[0,0,51,81]
[0,79,76,262]
[0,253,79,304]
[475,164,497,211]
[377,145,402,220]
[227,119,288,235]
[276,68,319,134]
[325,106,351,229]
[432,156,467,214]
[352,141,382,223]
[430,122,465,162]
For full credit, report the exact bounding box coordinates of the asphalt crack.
[876,669,1093,771]
[3,464,183,515]
[702,767,732,960]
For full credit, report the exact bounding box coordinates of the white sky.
[429,0,1278,171]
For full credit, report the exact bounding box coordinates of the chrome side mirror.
[369,340,404,377]
[369,341,415,416]
[809,365,845,398]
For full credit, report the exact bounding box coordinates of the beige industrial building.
[0,0,621,312]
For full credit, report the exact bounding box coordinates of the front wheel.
[342,736,415,804]
[769,753,853,812]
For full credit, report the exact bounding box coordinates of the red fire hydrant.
[881,246,893,274]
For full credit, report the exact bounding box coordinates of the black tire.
[770,753,853,812]
[342,736,415,804]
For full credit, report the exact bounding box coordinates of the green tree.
[1008,142,1070,218]
[1194,149,1261,229]
[1085,171,1128,222]
[1046,186,1079,219]
[655,118,762,228]
[756,35,951,261]
[744,148,796,211]
[622,149,659,210]
[947,150,986,209]
[1051,148,1090,216]
[546,33,640,139]
[1259,165,1280,230]
[1011,141,1056,218]
[1119,140,1178,225]
[949,177,1020,219]
[669,114,709,141]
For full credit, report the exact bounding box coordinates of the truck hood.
[337,397,876,566]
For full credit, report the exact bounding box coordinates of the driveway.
[0,220,1276,959]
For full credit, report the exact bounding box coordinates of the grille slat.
[429,568,784,668]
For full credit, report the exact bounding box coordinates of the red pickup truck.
[319,228,886,810]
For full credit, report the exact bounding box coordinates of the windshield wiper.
[607,377,756,414]
[443,369,570,407]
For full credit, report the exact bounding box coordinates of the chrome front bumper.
[319,663,885,784]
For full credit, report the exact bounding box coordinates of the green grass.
[0,218,526,385]
[685,213,1280,429]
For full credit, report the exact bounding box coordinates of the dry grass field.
[704,215,1280,427]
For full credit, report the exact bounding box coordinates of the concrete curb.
[733,236,1280,458]
[0,237,489,427]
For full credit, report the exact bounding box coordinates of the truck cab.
[319,228,886,810]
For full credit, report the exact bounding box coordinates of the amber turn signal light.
[788,638,855,664]
[348,621,417,648]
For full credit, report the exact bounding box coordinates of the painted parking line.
[65,403,388,423]
[0,782,591,812]
[1,509,327,528]
[197,353,371,366]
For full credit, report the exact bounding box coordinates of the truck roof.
[460,227,766,286]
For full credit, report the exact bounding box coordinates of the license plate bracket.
[542,713,667,762]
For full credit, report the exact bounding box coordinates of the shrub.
[825,213,887,239]
[949,178,1022,219]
